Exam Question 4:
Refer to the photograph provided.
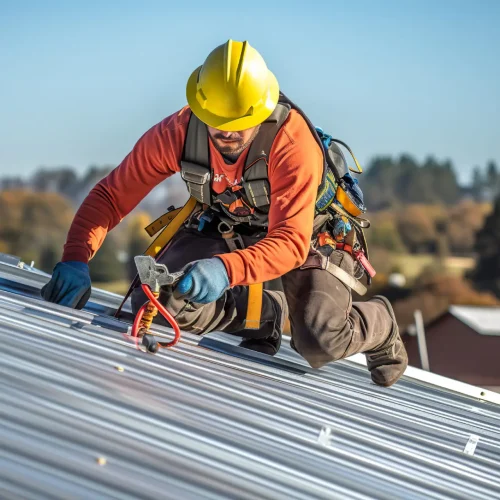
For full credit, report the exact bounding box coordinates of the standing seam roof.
[0,261,500,499]
[448,305,500,336]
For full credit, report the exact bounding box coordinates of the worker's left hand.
[176,258,229,304]
[41,261,91,309]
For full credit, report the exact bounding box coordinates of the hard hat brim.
[186,66,280,131]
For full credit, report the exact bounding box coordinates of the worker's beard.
[210,126,261,159]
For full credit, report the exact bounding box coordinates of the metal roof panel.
[449,305,500,336]
[0,263,499,499]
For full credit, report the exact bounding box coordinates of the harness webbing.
[180,102,291,226]
[144,196,199,257]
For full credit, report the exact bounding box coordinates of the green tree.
[32,168,78,198]
[367,216,407,253]
[471,166,484,201]
[432,159,460,205]
[468,196,500,297]
[486,160,500,198]
[362,156,398,210]
[363,155,460,210]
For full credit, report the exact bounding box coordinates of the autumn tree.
[366,211,407,253]
[395,205,439,254]
[0,190,74,270]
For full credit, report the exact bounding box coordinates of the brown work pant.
[131,227,393,368]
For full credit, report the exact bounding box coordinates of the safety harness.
[181,93,368,229]
[116,93,375,323]
[180,99,291,228]
[179,93,374,290]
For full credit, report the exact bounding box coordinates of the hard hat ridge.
[186,39,279,131]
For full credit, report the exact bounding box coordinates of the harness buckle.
[217,221,233,235]
[217,221,245,251]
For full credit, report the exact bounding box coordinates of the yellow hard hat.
[186,40,279,131]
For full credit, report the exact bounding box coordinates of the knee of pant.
[291,308,351,369]
[292,329,350,369]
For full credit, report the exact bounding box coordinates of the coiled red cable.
[131,284,181,348]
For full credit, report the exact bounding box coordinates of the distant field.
[95,255,476,295]
[392,254,475,280]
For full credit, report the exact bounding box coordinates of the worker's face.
[208,125,260,156]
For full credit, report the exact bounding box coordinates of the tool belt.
[300,250,368,296]
[186,206,267,251]
[309,208,376,296]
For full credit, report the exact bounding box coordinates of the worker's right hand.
[41,261,92,309]
[175,258,229,304]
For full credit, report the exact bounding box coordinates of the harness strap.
[181,103,291,221]
[242,103,291,210]
[183,112,210,165]
[145,207,183,237]
[246,283,264,329]
[181,113,211,204]
[301,252,367,296]
[220,224,263,330]
[323,255,367,295]
[144,196,199,257]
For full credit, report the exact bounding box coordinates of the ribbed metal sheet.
[449,305,500,335]
[0,265,500,499]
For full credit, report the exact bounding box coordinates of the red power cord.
[131,284,181,348]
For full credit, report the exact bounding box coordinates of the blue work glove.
[176,258,229,304]
[41,261,92,309]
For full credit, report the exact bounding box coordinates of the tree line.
[1,155,499,290]
[360,155,499,210]
[2,155,499,211]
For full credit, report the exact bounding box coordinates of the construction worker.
[41,40,408,387]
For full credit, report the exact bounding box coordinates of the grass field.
[390,254,475,280]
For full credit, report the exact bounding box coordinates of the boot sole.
[367,295,408,387]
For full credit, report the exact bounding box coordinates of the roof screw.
[115,365,124,372]
[96,457,107,466]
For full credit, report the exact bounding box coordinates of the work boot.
[364,295,408,387]
[239,290,287,356]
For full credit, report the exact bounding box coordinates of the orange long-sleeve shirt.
[62,106,323,286]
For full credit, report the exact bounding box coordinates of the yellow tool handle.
[139,291,160,333]
[145,196,198,257]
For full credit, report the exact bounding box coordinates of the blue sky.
[1,0,499,184]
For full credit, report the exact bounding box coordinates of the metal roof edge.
[345,353,500,406]
[448,304,500,336]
